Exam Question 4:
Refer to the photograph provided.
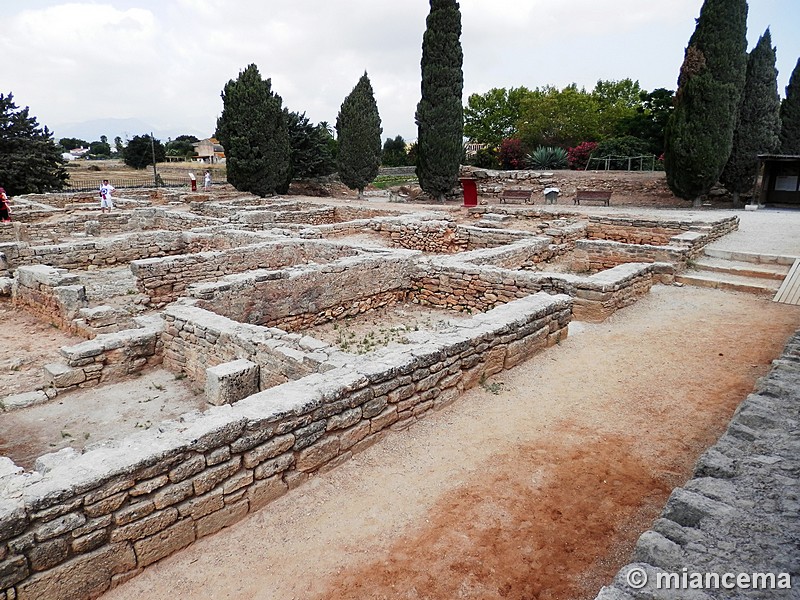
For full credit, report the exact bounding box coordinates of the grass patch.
[371,174,418,190]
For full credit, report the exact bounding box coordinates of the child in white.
[99,180,115,213]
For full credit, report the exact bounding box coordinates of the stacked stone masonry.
[0,293,570,600]
[596,330,800,599]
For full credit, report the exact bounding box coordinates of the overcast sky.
[1,0,799,144]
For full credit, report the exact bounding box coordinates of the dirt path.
[101,285,800,600]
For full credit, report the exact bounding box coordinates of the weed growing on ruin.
[60,430,72,439]
[479,373,504,395]
[174,372,186,380]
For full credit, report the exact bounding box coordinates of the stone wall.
[162,304,336,391]
[45,317,164,392]
[11,266,88,333]
[131,240,361,308]
[596,330,800,599]
[585,215,739,246]
[0,293,571,600]
[412,258,672,322]
[188,251,420,328]
[571,240,689,273]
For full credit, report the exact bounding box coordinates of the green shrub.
[527,146,568,170]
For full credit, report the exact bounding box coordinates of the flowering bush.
[567,141,598,170]
[498,138,528,170]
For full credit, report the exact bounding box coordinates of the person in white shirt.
[99,179,115,213]
[203,169,212,190]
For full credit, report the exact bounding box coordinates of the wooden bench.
[574,190,612,206]
[499,189,533,204]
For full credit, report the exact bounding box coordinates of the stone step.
[692,256,789,281]
[675,270,782,297]
[702,247,797,266]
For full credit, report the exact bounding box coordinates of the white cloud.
[0,0,797,143]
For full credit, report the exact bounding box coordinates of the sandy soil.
[0,368,207,470]
[101,285,800,600]
[0,300,86,397]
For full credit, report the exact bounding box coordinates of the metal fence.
[585,155,659,171]
[63,175,195,193]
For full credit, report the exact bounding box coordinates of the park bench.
[574,190,612,206]
[499,188,533,204]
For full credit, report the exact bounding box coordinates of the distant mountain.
[50,117,209,144]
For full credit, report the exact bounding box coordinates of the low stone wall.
[45,317,164,391]
[162,304,336,391]
[412,258,672,322]
[131,240,360,308]
[188,251,420,328]
[596,330,800,599]
[0,293,571,600]
[11,265,88,333]
[586,215,739,245]
[450,237,571,270]
[571,239,689,273]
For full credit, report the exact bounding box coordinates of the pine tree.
[664,0,748,205]
[416,0,464,202]
[216,64,290,197]
[336,72,382,197]
[285,111,336,180]
[720,29,782,206]
[780,58,800,154]
[122,134,166,169]
[0,93,67,196]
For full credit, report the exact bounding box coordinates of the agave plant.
[527,146,568,170]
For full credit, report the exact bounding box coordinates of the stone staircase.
[675,248,795,298]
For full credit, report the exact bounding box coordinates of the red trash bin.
[459,177,478,207]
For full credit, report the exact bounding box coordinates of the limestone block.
[133,518,195,568]
[0,277,11,296]
[43,363,86,388]
[1,390,50,411]
[205,359,259,406]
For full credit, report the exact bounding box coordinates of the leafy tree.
[664,0,748,205]
[114,136,124,153]
[58,137,89,151]
[285,111,336,179]
[467,145,499,169]
[416,0,464,201]
[89,140,112,157]
[382,135,410,167]
[620,88,674,155]
[165,138,196,158]
[216,63,291,196]
[497,138,527,170]
[122,134,166,169]
[336,72,382,196]
[780,58,800,154]
[592,136,653,170]
[721,29,782,205]
[518,85,601,149]
[464,87,530,146]
[592,79,643,138]
[0,93,67,195]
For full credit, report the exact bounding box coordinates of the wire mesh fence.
[585,155,659,171]
[63,175,195,193]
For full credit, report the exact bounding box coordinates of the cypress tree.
[216,64,290,197]
[780,58,800,154]
[720,29,782,206]
[664,0,748,205]
[416,0,464,202]
[336,72,382,197]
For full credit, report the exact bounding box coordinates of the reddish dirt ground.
[101,286,800,600]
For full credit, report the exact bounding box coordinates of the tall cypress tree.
[720,29,782,206]
[416,0,464,202]
[336,72,382,197]
[780,58,800,154]
[0,93,67,196]
[664,0,748,205]
[216,64,290,197]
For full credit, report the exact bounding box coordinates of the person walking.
[99,179,115,213]
[0,188,11,222]
[203,169,212,191]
